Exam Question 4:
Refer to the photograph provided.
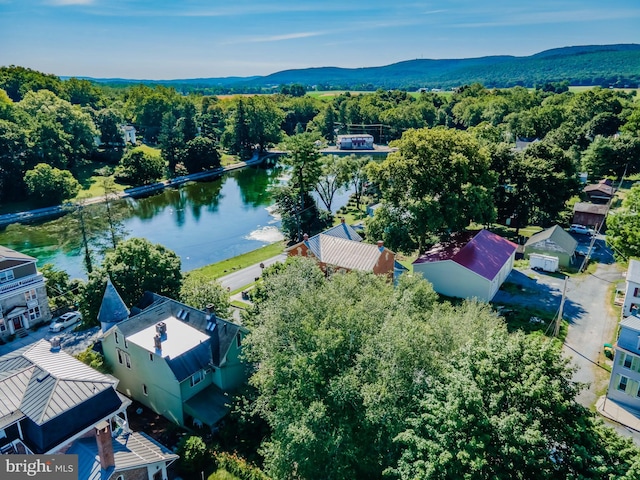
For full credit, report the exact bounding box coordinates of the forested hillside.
[56,43,640,94]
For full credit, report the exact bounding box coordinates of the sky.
[1,0,639,80]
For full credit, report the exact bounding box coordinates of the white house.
[121,125,137,144]
[412,230,517,302]
[607,315,640,414]
[623,259,640,317]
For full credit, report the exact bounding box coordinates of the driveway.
[495,261,639,441]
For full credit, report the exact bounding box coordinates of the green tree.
[101,238,182,309]
[180,274,230,318]
[182,136,221,173]
[314,155,352,212]
[24,163,80,205]
[390,331,636,480]
[222,98,252,159]
[607,183,640,260]
[19,89,97,170]
[40,263,82,313]
[176,435,208,475]
[96,108,124,148]
[63,77,102,107]
[274,185,332,242]
[581,134,640,179]
[367,127,495,252]
[282,132,323,214]
[0,117,29,202]
[115,148,165,185]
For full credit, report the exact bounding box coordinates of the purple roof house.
[412,230,517,302]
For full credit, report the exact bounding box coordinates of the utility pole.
[554,276,568,337]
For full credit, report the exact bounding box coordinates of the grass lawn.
[187,241,286,281]
[220,153,239,167]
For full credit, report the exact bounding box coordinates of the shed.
[412,230,517,302]
[524,225,577,268]
[583,179,615,204]
[573,202,608,231]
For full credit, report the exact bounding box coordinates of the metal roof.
[0,340,120,426]
[524,225,578,254]
[621,315,640,333]
[627,259,640,285]
[414,230,517,281]
[310,234,390,271]
[573,202,608,215]
[68,431,178,480]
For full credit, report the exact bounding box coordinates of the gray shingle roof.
[524,225,578,255]
[0,340,120,426]
[68,431,178,480]
[98,278,130,329]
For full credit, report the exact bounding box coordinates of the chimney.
[340,217,345,224]
[205,304,215,318]
[153,334,162,350]
[303,233,309,241]
[95,421,115,470]
[49,337,61,352]
[155,321,166,336]
[377,240,384,251]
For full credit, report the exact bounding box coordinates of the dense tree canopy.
[607,183,640,260]
[367,127,496,252]
[243,258,640,480]
[115,148,165,185]
[24,163,80,205]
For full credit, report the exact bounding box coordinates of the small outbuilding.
[572,202,608,231]
[524,225,577,268]
[412,229,517,302]
[336,134,374,150]
[583,179,615,204]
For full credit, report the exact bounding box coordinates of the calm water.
[0,164,289,279]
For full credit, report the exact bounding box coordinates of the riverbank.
[0,152,264,228]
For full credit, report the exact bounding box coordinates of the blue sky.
[1,0,639,80]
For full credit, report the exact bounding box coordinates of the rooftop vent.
[153,334,162,351]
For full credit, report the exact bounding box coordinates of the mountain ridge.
[61,44,640,91]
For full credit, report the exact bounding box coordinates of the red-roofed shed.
[412,230,517,301]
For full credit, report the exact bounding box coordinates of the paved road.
[218,253,287,292]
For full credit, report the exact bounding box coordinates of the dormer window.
[0,270,14,283]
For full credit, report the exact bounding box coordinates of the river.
[0,162,355,279]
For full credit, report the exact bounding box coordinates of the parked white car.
[569,224,595,236]
[49,311,82,332]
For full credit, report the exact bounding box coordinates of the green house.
[524,225,577,268]
[100,284,248,429]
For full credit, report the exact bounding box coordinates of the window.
[0,319,5,332]
[143,384,148,396]
[0,270,14,284]
[117,349,131,369]
[28,306,40,321]
[236,333,242,348]
[149,352,154,362]
[124,338,128,348]
[24,289,37,302]
[114,332,119,344]
[190,370,204,387]
[624,354,633,369]
[618,375,629,392]
[635,287,640,297]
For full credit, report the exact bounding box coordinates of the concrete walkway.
[596,396,640,435]
[0,152,263,227]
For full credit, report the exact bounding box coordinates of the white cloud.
[223,31,326,45]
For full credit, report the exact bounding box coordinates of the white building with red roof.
[412,229,517,302]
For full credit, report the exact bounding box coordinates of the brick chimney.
[377,240,384,251]
[340,217,345,224]
[303,233,309,241]
[95,421,115,470]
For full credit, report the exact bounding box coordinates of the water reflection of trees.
[183,179,224,219]
[234,164,285,208]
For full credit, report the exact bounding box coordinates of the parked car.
[569,224,595,236]
[49,311,82,332]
